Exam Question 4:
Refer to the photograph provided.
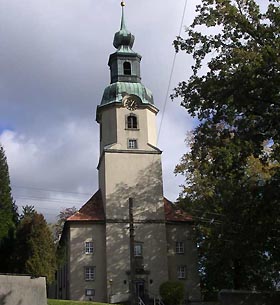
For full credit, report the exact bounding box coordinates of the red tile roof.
[66,191,191,223]
[164,197,193,222]
[67,190,105,222]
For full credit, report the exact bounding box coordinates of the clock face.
[123,95,139,111]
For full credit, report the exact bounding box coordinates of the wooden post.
[129,197,136,305]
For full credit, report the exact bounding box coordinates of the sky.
[0,0,198,222]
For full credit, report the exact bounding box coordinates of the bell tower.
[96,2,169,301]
[57,3,201,303]
[109,2,141,84]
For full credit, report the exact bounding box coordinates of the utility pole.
[129,197,136,305]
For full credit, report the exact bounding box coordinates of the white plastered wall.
[166,224,201,301]
[69,223,107,302]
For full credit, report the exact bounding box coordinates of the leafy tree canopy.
[173,0,280,296]
[173,0,280,161]
[15,207,56,284]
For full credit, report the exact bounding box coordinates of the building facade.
[58,3,201,304]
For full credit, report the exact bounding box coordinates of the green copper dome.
[101,82,154,105]
[98,3,156,110]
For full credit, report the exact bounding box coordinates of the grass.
[47,299,110,305]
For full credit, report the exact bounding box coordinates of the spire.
[113,2,135,50]
[120,1,126,31]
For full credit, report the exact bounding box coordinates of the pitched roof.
[164,197,193,222]
[66,191,191,223]
[67,190,105,222]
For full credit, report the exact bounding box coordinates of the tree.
[173,0,280,297]
[0,144,18,272]
[176,143,279,295]
[0,145,18,240]
[20,205,36,219]
[173,0,280,160]
[160,281,185,305]
[15,206,56,284]
[54,207,77,270]
[53,206,77,243]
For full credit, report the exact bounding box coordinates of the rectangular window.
[85,289,95,296]
[134,243,143,257]
[175,241,185,254]
[85,241,94,254]
[84,266,95,281]
[127,115,138,129]
[123,62,131,75]
[128,139,138,149]
[177,266,187,279]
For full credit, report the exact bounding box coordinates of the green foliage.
[54,206,77,243]
[173,0,280,159]
[55,207,77,267]
[173,0,280,296]
[0,144,18,273]
[21,205,36,219]
[0,145,17,240]
[15,210,56,284]
[159,281,185,305]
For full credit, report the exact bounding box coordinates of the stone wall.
[0,274,47,305]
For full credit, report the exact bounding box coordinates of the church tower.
[96,2,164,220]
[57,3,201,304]
[96,2,169,301]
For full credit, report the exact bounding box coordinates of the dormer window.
[123,62,131,75]
[127,114,138,129]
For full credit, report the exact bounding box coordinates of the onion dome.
[113,2,135,50]
[96,1,157,116]
[100,82,154,106]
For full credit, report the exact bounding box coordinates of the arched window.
[123,62,131,75]
[127,114,138,129]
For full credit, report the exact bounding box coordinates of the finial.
[113,0,135,49]
[120,1,126,30]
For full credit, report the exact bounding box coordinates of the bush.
[159,281,185,305]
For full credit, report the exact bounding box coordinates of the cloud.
[0,0,198,222]
[0,120,98,220]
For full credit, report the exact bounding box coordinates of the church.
[57,3,201,304]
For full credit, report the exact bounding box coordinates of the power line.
[14,195,85,205]
[13,185,92,196]
[16,205,69,212]
[157,0,188,143]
